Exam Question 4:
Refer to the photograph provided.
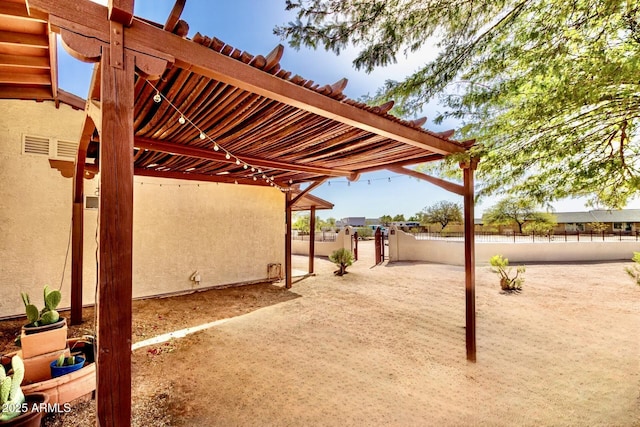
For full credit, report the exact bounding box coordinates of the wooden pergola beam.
[135,138,351,177]
[288,179,327,207]
[134,167,280,187]
[29,0,465,156]
[388,166,465,196]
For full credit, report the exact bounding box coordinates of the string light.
[144,80,290,191]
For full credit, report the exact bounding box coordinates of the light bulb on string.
[257,169,262,174]
[235,159,241,165]
[213,144,219,151]
[199,132,206,140]
[153,92,161,103]
[178,116,186,125]
[251,167,255,172]
[225,153,231,160]
[253,176,257,181]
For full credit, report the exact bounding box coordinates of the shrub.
[489,255,525,292]
[354,227,373,239]
[625,252,640,286]
[329,248,354,276]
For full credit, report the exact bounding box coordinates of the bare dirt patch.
[1,241,639,426]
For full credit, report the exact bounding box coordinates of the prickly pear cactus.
[44,285,61,311]
[40,309,60,325]
[21,285,63,326]
[0,356,26,421]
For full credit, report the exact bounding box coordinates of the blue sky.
[59,1,638,220]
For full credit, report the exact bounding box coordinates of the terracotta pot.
[50,356,85,378]
[2,339,96,406]
[19,320,67,359]
[0,393,48,427]
[21,318,66,335]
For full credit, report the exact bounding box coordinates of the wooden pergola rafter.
[14,0,479,424]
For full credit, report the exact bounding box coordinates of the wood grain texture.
[96,48,134,426]
[461,159,479,362]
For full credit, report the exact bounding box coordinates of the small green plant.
[0,355,26,421]
[489,255,525,292]
[55,355,78,367]
[21,285,62,327]
[624,252,640,286]
[329,248,354,276]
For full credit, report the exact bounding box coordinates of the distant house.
[553,209,640,233]
[337,217,367,227]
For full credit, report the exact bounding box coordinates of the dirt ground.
[1,241,639,426]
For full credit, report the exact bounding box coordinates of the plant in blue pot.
[50,355,85,378]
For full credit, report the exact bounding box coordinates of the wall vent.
[56,140,78,160]
[22,135,50,156]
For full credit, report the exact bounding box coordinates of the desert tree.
[422,200,462,230]
[275,1,640,208]
[483,198,553,234]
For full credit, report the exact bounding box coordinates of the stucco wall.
[132,177,284,296]
[0,100,285,318]
[292,228,353,257]
[388,227,640,265]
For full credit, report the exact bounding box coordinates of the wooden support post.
[70,120,92,326]
[96,45,135,426]
[374,227,382,264]
[71,175,84,326]
[309,206,316,274]
[285,191,292,289]
[353,232,358,261]
[71,199,83,325]
[461,159,479,362]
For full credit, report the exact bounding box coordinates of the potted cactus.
[0,355,48,426]
[50,355,85,379]
[21,285,64,334]
[18,286,68,373]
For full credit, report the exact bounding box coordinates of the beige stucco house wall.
[0,100,285,318]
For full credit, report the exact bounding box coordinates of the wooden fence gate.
[374,227,385,264]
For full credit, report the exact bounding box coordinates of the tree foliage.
[422,200,462,230]
[275,1,640,208]
[379,214,393,226]
[483,198,553,233]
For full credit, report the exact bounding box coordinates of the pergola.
[5,0,478,424]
